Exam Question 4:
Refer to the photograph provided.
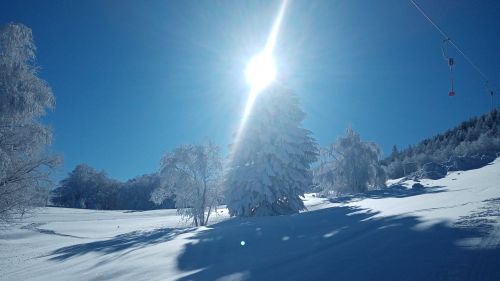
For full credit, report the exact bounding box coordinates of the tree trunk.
[200,179,208,226]
[204,205,212,226]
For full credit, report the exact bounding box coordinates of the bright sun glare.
[239,0,288,125]
[245,51,276,92]
[229,0,288,165]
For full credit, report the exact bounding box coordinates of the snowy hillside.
[1,158,500,281]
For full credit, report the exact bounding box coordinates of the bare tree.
[151,143,222,226]
[0,23,59,222]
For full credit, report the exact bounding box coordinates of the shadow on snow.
[328,185,446,204]
[175,204,500,281]
[48,227,193,261]
[45,185,499,280]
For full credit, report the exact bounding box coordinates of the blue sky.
[1,0,499,181]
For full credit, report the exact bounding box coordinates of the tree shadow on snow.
[175,205,500,281]
[328,185,446,204]
[21,223,88,239]
[48,227,193,261]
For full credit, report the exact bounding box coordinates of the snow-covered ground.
[1,159,500,281]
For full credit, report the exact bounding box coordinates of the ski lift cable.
[409,0,491,88]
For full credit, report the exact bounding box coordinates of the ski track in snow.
[1,159,500,280]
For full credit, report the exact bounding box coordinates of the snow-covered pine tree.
[225,84,318,217]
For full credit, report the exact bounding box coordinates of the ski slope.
[1,158,500,281]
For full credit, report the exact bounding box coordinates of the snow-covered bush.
[411,162,447,180]
[0,23,59,222]
[225,84,318,216]
[152,143,222,226]
[412,183,424,190]
[444,154,496,172]
[315,128,386,196]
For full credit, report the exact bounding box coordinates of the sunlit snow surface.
[1,159,500,280]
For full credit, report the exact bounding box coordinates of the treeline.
[382,108,500,178]
[51,164,174,210]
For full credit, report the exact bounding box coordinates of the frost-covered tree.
[389,145,399,161]
[0,23,58,221]
[152,143,222,226]
[384,159,405,179]
[52,164,119,210]
[382,108,500,178]
[52,166,175,211]
[315,128,386,196]
[225,84,318,217]
[117,173,174,210]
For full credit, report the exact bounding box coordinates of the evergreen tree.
[382,108,500,179]
[225,84,318,216]
[390,145,399,161]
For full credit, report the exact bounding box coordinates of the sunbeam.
[231,0,289,163]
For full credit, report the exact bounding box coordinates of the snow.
[2,159,500,280]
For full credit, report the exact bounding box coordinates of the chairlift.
[442,39,455,97]
[412,0,496,107]
[486,82,494,110]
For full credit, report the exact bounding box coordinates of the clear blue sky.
[1,0,499,181]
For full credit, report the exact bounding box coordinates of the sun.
[244,0,288,94]
[229,0,288,166]
[245,51,276,92]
